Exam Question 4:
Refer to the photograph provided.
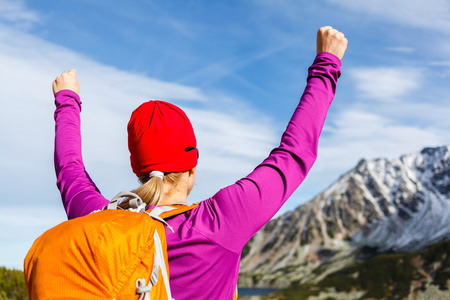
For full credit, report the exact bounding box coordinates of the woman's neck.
[160,189,188,205]
[159,172,191,205]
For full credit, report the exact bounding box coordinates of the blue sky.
[1,0,449,269]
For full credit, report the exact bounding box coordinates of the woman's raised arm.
[196,27,348,251]
[53,70,109,219]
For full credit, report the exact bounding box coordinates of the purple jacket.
[54,52,341,299]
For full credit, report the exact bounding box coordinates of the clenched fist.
[316,26,348,60]
[52,69,80,95]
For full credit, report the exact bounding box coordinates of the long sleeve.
[51,53,342,300]
[190,52,342,252]
[54,90,109,219]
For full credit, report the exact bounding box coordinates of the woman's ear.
[187,167,196,196]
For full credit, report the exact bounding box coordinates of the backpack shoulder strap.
[159,202,199,219]
[103,191,146,212]
[146,203,199,233]
[104,192,199,232]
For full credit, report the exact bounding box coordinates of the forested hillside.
[262,240,449,300]
[0,267,27,300]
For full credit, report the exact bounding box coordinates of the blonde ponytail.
[118,172,186,209]
[133,175,164,207]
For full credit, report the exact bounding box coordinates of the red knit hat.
[127,101,198,176]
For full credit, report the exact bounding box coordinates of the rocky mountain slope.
[239,146,450,288]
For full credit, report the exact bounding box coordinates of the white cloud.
[349,67,422,101]
[337,65,449,165]
[303,108,449,203]
[0,205,68,269]
[0,0,40,30]
[0,206,66,229]
[327,0,450,32]
[178,40,297,86]
[386,46,415,54]
[2,0,450,271]
[0,22,280,269]
[429,60,450,67]
[287,62,450,211]
[324,109,445,159]
[0,22,280,270]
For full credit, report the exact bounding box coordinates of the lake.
[238,288,280,299]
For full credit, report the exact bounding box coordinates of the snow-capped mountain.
[239,146,450,287]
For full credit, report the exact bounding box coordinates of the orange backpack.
[24,192,198,300]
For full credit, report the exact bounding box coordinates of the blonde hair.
[118,172,185,209]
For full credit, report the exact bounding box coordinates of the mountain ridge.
[239,145,450,288]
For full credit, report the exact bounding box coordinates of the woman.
[53,26,347,299]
